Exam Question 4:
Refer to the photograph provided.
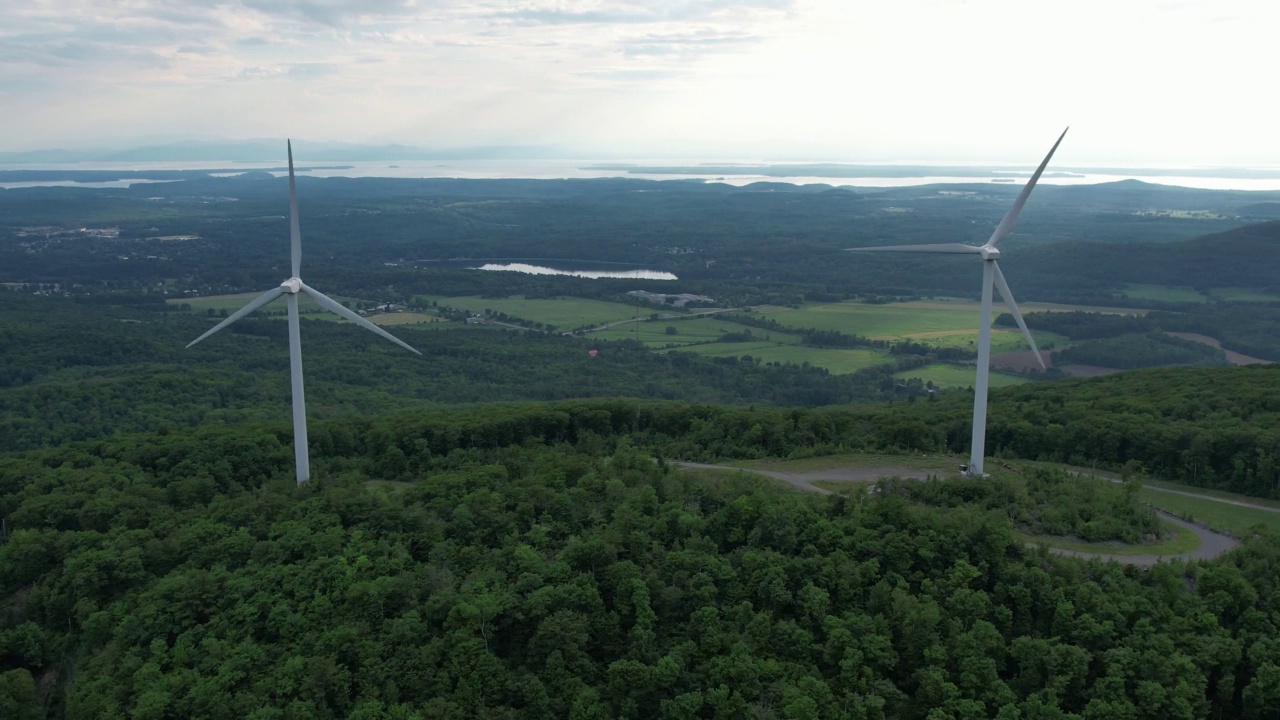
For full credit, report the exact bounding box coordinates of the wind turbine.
[848,128,1067,477]
[187,141,421,484]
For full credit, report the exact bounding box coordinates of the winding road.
[671,461,1243,566]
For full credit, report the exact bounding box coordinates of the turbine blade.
[288,140,301,278]
[300,283,422,355]
[186,287,285,348]
[847,243,983,254]
[991,262,1045,369]
[985,126,1069,248]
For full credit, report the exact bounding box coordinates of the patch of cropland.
[1,293,937,451]
[894,363,1027,390]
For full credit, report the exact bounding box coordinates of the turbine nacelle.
[979,246,1000,261]
[281,277,302,294]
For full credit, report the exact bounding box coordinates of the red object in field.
[588,349,599,356]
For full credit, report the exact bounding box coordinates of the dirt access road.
[671,461,1242,566]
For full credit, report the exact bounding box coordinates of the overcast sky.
[1,0,1274,165]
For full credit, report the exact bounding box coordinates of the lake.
[5,158,1280,191]
[474,263,677,280]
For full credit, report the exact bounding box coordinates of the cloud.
[236,0,419,27]
[620,30,760,57]
[488,0,794,25]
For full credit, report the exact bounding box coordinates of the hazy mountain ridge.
[0,141,566,163]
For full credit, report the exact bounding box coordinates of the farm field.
[370,312,447,326]
[674,342,890,375]
[753,302,982,337]
[1206,287,1280,302]
[903,329,1070,354]
[592,317,801,347]
[752,299,1141,346]
[1122,283,1208,303]
[894,363,1027,389]
[436,295,655,330]
[1117,284,1280,304]
[170,291,352,314]
[900,299,1148,315]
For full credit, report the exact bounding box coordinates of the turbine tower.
[187,141,421,484]
[848,128,1067,477]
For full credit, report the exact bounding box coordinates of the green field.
[170,292,343,314]
[1207,287,1280,302]
[903,329,1070,354]
[370,312,447,326]
[674,343,890,375]
[1123,284,1209,303]
[1143,478,1280,510]
[755,302,981,337]
[753,300,1115,349]
[894,363,1027,389]
[1139,488,1280,536]
[437,295,652,330]
[728,452,961,476]
[592,317,802,347]
[1015,520,1200,556]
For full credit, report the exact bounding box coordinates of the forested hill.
[5,381,1280,717]
[1019,220,1280,293]
[6,173,1280,305]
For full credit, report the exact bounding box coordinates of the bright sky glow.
[0,0,1274,165]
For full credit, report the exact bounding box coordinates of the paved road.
[672,461,1243,566]
[1106,476,1280,515]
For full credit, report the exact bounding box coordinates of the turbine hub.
[280,277,302,294]
[979,246,1000,260]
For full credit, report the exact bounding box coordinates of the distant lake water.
[4,158,1280,191]
[474,262,677,280]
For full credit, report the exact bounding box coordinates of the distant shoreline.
[4,160,1280,192]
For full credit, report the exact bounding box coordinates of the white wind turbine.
[187,141,421,484]
[848,128,1068,476]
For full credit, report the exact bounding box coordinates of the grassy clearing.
[172,292,343,314]
[593,317,802,347]
[1015,520,1200,556]
[1142,478,1280,510]
[1137,488,1280,536]
[903,299,1148,315]
[733,452,961,474]
[894,363,1027,389]
[1034,459,1280,513]
[754,302,979,337]
[674,466,803,494]
[904,329,1070,354]
[1123,284,1209,303]
[1207,288,1280,302]
[370,312,447,326]
[674,343,891,375]
[364,480,415,498]
[1021,459,1280,536]
[753,301,1096,349]
[438,295,648,329]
